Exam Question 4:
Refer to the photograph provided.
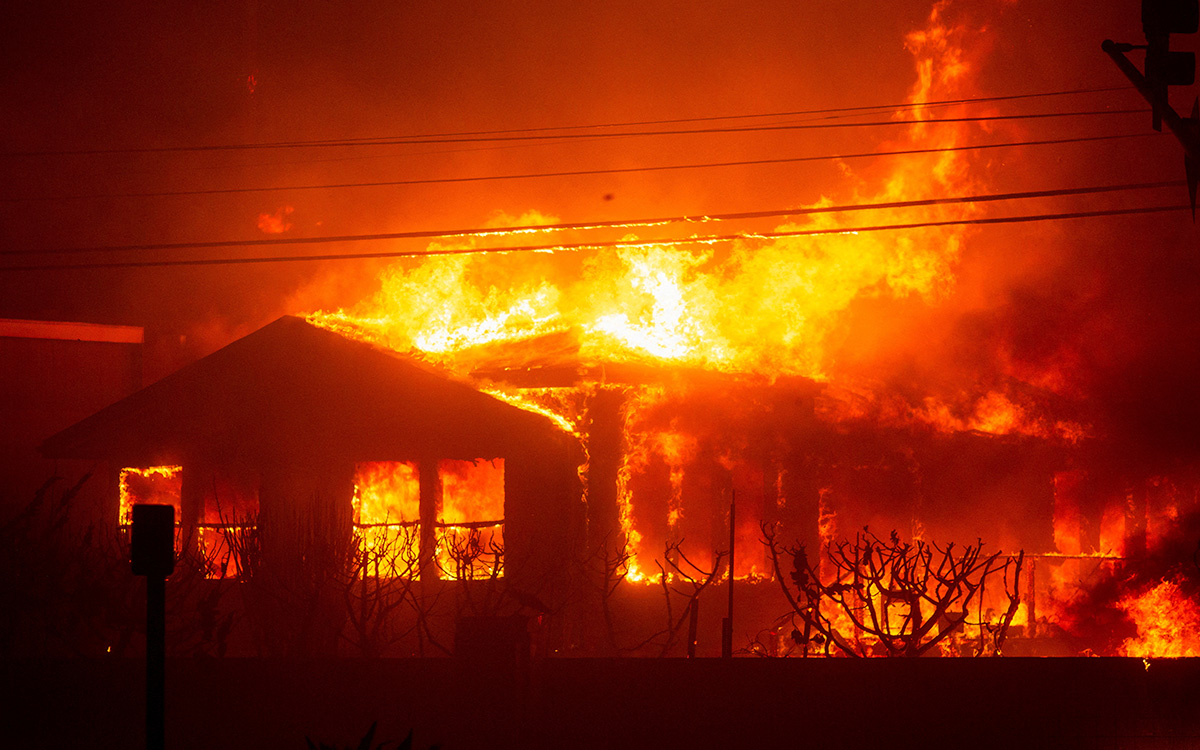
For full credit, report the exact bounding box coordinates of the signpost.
[131,504,174,750]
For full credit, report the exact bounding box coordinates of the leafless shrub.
[438,525,504,583]
[1,473,236,657]
[632,540,727,657]
[763,524,1023,657]
[340,523,427,657]
[568,534,633,653]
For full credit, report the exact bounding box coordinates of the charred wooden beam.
[586,387,625,546]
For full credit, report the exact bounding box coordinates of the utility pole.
[1103,0,1200,215]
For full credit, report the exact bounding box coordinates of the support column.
[419,458,441,581]
[585,388,626,549]
[179,453,208,565]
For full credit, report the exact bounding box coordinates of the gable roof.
[41,316,567,464]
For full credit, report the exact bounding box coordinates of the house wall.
[1,320,142,523]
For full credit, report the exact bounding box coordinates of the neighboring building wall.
[0,319,143,522]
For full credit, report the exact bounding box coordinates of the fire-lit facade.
[33,2,1200,657]
[40,313,1200,658]
[41,317,581,654]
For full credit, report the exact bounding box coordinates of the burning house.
[38,306,1200,658]
[39,316,583,654]
[24,3,1200,661]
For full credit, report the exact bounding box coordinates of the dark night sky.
[3,0,1200,455]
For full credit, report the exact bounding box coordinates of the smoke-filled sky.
[3,0,1200,458]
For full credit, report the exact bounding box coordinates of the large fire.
[299,2,1200,656]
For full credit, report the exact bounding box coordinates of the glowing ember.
[256,205,294,234]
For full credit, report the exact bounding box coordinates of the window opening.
[436,458,505,580]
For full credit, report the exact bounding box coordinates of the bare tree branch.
[764,523,1024,657]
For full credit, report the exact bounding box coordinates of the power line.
[119,91,1145,171]
[261,85,1133,142]
[2,180,1180,258]
[4,108,1147,157]
[6,86,1135,160]
[0,204,1184,272]
[0,182,1180,266]
[4,132,1160,203]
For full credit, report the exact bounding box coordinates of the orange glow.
[483,387,582,436]
[257,206,294,234]
[354,461,420,525]
[1118,578,1200,658]
[352,461,421,575]
[118,466,182,526]
[438,458,504,523]
[304,7,1041,410]
[351,459,505,579]
[655,432,695,531]
[615,387,665,583]
[198,471,259,580]
[437,459,505,580]
[302,7,1094,591]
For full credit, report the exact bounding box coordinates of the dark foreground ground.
[4,657,1198,749]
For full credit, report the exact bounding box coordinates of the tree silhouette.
[763,524,1023,657]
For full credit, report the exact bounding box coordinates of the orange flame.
[118,466,182,526]
[307,5,1003,400]
[1118,578,1200,658]
[436,459,505,580]
[305,6,1067,586]
[350,459,506,580]
[352,461,421,574]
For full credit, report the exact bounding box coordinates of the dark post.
[131,504,174,750]
[686,598,700,658]
[1026,557,1038,639]
[721,493,735,658]
[418,458,440,582]
[145,576,166,750]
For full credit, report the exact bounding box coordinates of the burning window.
[436,459,504,580]
[118,466,182,550]
[352,461,422,577]
[119,465,259,579]
[351,458,504,580]
[197,469,260,580]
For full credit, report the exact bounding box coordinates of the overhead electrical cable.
[265,85,1133,143]
[1,180,1183,260]
[5,86,1134,158]
[4,180,1180,257]
[3,108,1148,157]
[3,132,1161,203]
[5,180,1181,256]
[0,204,1186,272]
[122,90,1145,170]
